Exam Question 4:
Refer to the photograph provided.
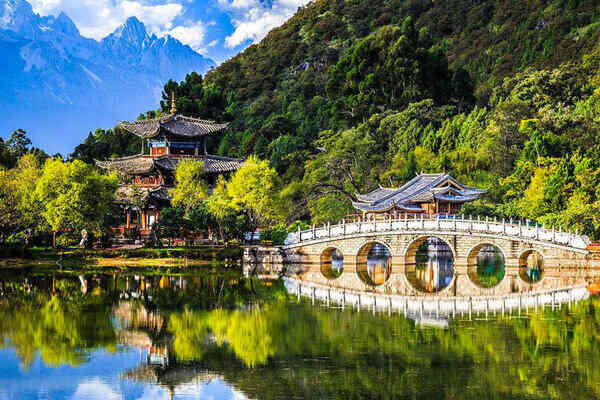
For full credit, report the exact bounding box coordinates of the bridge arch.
[519,249,544,283]
[404,236,455,293]
[466,243,506,288]
[320,247,344,280]
[356,242,392,286]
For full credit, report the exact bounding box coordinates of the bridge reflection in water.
[321,248,344,279]
[357,243,392,286]
[521,250,544,283]
[409,237,455,293]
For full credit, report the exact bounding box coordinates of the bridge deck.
[285,215,590,252]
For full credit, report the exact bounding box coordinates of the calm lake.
[1,266,600,399]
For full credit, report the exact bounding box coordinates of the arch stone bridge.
[276,215,600,297]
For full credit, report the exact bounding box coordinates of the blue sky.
[27,0,311,63]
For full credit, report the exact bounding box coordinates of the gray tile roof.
[119,114,228,139]
[352,173,487,212]
[96,154,244,175]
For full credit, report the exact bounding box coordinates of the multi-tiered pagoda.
[96,96,243,238]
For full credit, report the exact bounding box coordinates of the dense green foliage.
[70,127,142,165]
[0,153,118,246]
[67,0,600,239]
[0,129,48,169]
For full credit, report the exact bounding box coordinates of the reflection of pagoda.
[416,238,454,292]
[366,244,391,285]
[96,94,243,239]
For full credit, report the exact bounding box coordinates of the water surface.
[1,267,600,399]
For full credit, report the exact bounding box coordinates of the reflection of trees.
[476,246,505,287]
[3,272,600,399]
[167,298,600,399]
[0,279,117,368]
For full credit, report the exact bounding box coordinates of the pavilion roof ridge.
[119,112,229,139]
[352,172,486,212]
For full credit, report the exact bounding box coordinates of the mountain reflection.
[0,269,600,399]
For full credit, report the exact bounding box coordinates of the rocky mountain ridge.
[0,0,215,154]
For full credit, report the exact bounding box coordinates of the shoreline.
[0,246,243,269]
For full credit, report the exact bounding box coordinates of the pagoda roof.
[119,114,228,139]
[96,154,243,175]
[352,173,487,212]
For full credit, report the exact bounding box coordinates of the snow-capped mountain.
[0,0,215,154]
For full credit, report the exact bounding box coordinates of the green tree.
[0,155,44,243]
[152,207,186,246]
[6,129,32,159]
[34,158,118,246]
[0,168,20,243]
[224,156,283,237]
[170,159,209,213]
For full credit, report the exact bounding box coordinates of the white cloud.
[167,21,207,52]
[70,378,122,400]
[219,0,310,48]
[29,0,183,40]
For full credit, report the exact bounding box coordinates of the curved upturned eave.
[119,114,229,139]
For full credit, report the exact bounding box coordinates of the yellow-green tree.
[224,156,283,234]
[0,154,43,242]
[169,159,208,212]
[0,167,20,242]
[35,158,118,246]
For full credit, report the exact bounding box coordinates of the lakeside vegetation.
[3,0,600,249]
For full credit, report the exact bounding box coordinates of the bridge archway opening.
[405,236,455,293]
[467,244,506,288]
[356,242,392,286]
[519,250,544,283]
[320,248,344,279]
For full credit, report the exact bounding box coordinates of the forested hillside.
[73,0,600,238]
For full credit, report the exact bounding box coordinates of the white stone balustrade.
[285,215,591,250]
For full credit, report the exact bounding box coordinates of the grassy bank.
[0,246,243,268]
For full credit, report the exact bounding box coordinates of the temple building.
[96,95,243,238]
[352,173,486,220]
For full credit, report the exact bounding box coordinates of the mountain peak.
[50,11,79,36]
[121,16,147,40]
[0,0,36,33]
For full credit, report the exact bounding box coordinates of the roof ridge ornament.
[170,91,177,114]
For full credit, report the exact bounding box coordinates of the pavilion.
[96,94,243,239]
[352,172,486,220]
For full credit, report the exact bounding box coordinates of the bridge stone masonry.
[265,215,600,298]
